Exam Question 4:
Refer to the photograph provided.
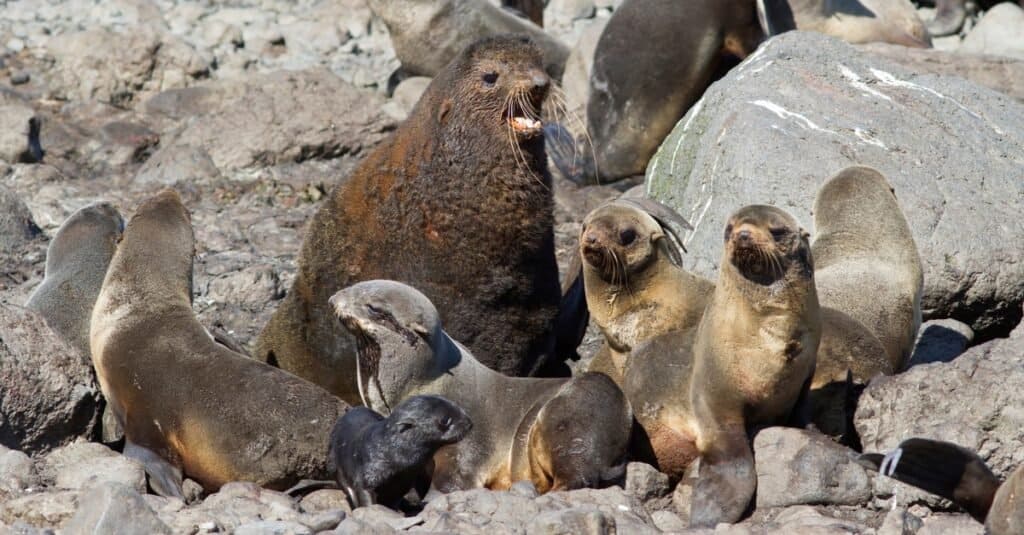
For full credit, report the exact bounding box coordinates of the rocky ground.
[0,0,1022,533]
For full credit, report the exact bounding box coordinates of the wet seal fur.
[331,280,632,493]
[26,202,124,355]
[330,395,472,508]
[861,438,1024,534]
[257,35,564,404]
[90,189,347,498]
[573,0,765,183]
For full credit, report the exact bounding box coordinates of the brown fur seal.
[578,198,713,385]
[568,0,765,183]
[766,0,931,48]
[502,0,544,26]
[329,395,472,508]
[686,205,819,526]
[90,189,347,498]
[330,280,632,493]
[257,35,565,404]
[808,166,922,440]
[861,438,1024,534]
[26,202,124,355]
[812,166,923,375]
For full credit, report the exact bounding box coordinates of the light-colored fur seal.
[331,280,632,494]
[90,189,347,498]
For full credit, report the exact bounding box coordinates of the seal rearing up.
[257,35,563,403]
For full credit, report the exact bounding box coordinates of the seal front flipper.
[124,441,185,500]
[689,426,755,528]
[859,438,1000,523]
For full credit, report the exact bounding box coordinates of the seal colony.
[257,34,567,405]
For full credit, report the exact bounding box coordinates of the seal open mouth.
[507,95,544,137]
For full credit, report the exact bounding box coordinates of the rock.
[753,427,872,508]
[45,27,209,107]
[646,31,1024,339]
[0,304,101,454]
[332,517,397,535]
[0,490,79,529]
[134,143,220,186]
[855,315,1024,481]
[63,482,171,535]
[858,42,1024,103]
[528,509,616,535]
[624,462,670,503]
[559,16,608,135]
[40,441,146,493]
[916,513,985,535]
[749,505,873,532]
[509,480,540,498]
[299,489,352,515]
[10,71,30,85]
[301,509,345,532]
[0,106,39,164]
[367,0,570,79]
[649,509,687,532]
[234,521,312,535]
[162,482,311,533]
[149,69,392,174]
[877,507,923,535]
[0,186,43,255]
[907,318,974,367]
[0,445,40,496]
[960,3,1024,61]
[381,76,431,121]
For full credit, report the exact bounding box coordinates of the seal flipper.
[124,441,185,500]
[859,438,1000,523]
[689,426,756,528]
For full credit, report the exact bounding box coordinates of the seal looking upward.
[330,280,632,494]
[90,189,347,498]
[257,35,563,404]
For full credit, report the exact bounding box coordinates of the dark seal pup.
[257,35,564,404]
[330,395,472,508]
[90,189,348,498]
[862,438,1024,534]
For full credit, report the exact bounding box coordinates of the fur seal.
[569,0,765,183]
[767,0,931,48]
[26,202,123,356]
[330,280,632,493]
[502,0,544,26]
[257,35,566,403]
[578,198,713,385]
[812,166,923,375]
[90,189,347,498]
[330,395,472,508]
[861,438,1024,534]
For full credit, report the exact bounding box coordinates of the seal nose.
[736,229,753,245]
[531,72,549,90]
[584,230,599,246]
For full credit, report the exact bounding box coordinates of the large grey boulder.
[855,310,1024,480]
[753,427,872,508]
[0,304,101,454]
[646,31,1024,338]
[0,186,43,256]
[960,3,1024,61]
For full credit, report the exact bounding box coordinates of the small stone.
[510,480,540,498]
[299,489,352,514]
[10,71,29,85]
[649,509,687,532]
[63,482,171,534]
[528,509,616,535]
[0,446,40,495]
[624,462,670,503]
[0,491,79,528]
[6,38,24,52]
[878,507,924,535]
[233,520,312,535]
[42,441,146,493]
[300,509,345,531]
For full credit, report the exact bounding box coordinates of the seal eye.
[724,224,733,243]
[770,228,788,241]
[619,228,637,246]
[482,72,499,86]
[441,416,452,430]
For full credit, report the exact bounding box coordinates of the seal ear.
[438,99,453,125]
[410,322,431,342]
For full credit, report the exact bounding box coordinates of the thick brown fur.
[90,190,347,497]
[580,0,764,183]
[688,205,821,527]
[330,280,632,494]
[257,35,562,404]
[26,202,123,355]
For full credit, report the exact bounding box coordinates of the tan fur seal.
[768,0,931,48]
[330,280,632,493]
[861,438,1024,534]
[578,198,713,385]
[90,189,347,498]
[26,202,124,355]
[257,35,567,404]
[812,166,923,375]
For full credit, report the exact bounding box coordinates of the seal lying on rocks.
[90,189,347,498]
[330,395,472,508]
[862,438,1024,534]
[330,280,632,494]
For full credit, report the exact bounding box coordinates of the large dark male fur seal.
[330,280,632,493]
[330,395,472,508]
[257,35,565,404]
[862,438,1024,534]
[90,189,347,498]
